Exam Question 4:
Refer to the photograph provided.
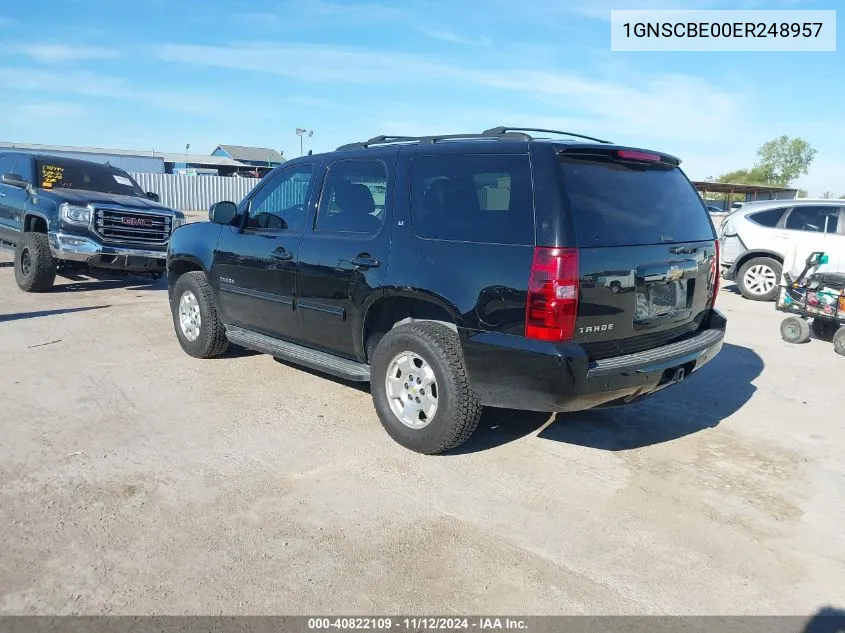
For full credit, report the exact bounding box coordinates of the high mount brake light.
[525,247,579,342]
[617,150,661,162]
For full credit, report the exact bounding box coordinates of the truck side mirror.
[209,201,238,225]
[146,191,160,202]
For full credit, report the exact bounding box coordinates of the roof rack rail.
[482,126,612,144]
[336,131,531,151]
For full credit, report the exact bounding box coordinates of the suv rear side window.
[748,207,787,228]
[558,156,714,247]
[784,205,839,234]
[410,154,534,245]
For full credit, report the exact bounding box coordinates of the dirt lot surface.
[1,250,843,615]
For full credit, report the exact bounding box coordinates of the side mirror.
[146,191,160,202]
[209,200,238,225]
[1,173,28,189]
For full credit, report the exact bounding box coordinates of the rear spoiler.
[557,146,681,167]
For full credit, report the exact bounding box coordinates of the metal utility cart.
[776,252,845,355]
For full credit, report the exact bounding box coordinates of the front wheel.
[781,316,811,344]
[170,271,229,358]
[737,257,782,302]
[14,232,56,292]
[370,322,482,454]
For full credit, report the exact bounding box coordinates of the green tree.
[715,136,816,187]
[754,135,817,186]
[821,191,835,199]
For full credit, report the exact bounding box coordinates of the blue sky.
[0,0,842,193]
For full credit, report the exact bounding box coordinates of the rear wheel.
[370,322,482,454]
[811,319,837,341]
[781,316,810,344]
[833,327,845,356]
[737,257,782,301]
[14,232,56,292]
[170,271,229,358]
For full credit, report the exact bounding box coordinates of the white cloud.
[12,44,119,64]
[421,29,492,46]
[155,42,744,144]
[1,101,86,124]
[0,67,226,117]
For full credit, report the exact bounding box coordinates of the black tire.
[833,327,845,357]
[370,322,482,454]
[14,232,56,292]
[609,281,621,294]
[811,318,837,341]
[781,316,811,344]
[170,271,229,358]
[737,257,782,302]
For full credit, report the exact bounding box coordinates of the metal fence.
[130,173,261,212]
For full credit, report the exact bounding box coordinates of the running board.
[225,326,371,382]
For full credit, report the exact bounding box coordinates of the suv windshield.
[559,156,715,247]
[36,158,144,197]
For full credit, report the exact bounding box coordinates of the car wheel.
[811,319,837,341]
[14,232,56,292]
[737,257,782,301]
[609,281,621,294]
[370,322,482,454]
[780,316,811,345]
[833,327,845,357]
[170,271,229,358]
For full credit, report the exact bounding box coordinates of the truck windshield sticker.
[41,164,64,188]
[113,175,133,187]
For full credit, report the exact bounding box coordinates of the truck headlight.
[60,203,93,225]
[172,217,187,228]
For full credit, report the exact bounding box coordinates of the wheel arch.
[735,249,784,270]
[361,291,463,363]
[23,213,50,233]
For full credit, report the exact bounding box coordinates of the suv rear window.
[410,154,534,245]
[558,156,715,247]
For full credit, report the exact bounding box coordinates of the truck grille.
[94,207,171,244]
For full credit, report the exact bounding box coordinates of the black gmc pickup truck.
[0,152,186,291]
[166,127,726,454]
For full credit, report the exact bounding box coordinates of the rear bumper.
[49,232,167,271]
[462,310,727,412]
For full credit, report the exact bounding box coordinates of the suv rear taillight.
[711,240,721,306]
[526,247,579,341]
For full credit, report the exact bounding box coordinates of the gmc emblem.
[121,217,153,227]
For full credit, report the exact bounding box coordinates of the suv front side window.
[315,159,387,235]
[784,206,840,234]
[245,164,313,231]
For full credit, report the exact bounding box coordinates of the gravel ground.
[0,250,843,615]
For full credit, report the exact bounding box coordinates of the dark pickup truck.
[0,152,186,291]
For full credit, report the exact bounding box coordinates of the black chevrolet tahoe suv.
[166,127,726,454]
[0,152,185,292]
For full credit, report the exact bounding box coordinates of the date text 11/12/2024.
[307,617,528,630]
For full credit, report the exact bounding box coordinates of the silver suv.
[720,199,845,301]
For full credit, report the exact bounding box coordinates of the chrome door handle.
[270,248,293,261]
[351,256,380,269]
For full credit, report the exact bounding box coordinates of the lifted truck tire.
[14,232,56,292]
[370,322,482,455]
[170,271,229,359]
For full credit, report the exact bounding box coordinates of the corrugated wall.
[131,173,261,211]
